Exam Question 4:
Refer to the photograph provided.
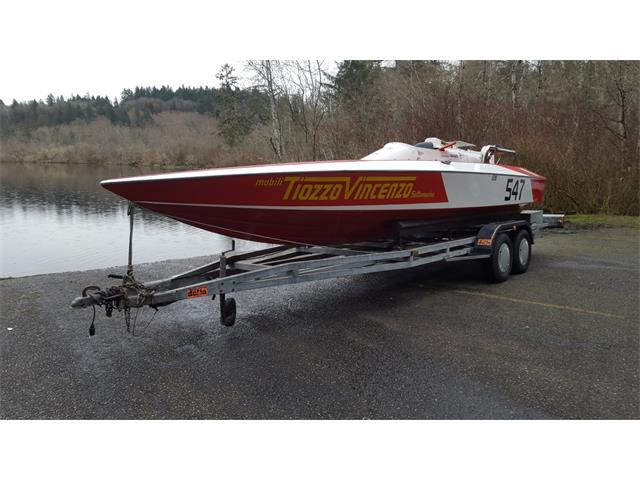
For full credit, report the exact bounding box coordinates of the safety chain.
[119,272,153,332]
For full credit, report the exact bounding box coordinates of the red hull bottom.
[140,203,522,245]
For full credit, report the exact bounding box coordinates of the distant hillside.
[0,85,267,141]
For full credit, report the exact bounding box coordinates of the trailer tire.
[221,297,237,327]
[512,230,532,274]
[488,233,512,283]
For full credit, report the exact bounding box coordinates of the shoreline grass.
[566,214,639,229]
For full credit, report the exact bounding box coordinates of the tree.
[327,60,388,156]
[120,88,133,102]
[216,64,238,90]
[597,61,639,168]
[216,64,253,147]
[246,60,287,159]
[283,61,327,160]
[330,60,382,108]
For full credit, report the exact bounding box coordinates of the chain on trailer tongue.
[76,202,154,337]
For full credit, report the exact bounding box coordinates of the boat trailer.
[71,208,560,335]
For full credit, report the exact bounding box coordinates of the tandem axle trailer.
[71,209,560,334]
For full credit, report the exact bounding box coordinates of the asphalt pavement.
[1,226,638,419]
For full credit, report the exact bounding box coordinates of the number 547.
[505,178,525,201]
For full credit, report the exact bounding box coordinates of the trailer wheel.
[512,230,532,274]
[220,297,237,327]
[488,233,513,283]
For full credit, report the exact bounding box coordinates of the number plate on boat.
[187,287,208,298]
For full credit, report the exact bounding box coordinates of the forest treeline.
[0,83,265,137]
[1,60,638,214]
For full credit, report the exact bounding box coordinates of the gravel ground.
[1,226,638,419]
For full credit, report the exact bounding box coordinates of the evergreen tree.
[330,60,383,107]
[216,64,254,146]
[120,89,133,102]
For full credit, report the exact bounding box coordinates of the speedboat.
[101,137,546,245]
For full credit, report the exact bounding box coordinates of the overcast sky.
[1,59,246,104]
[1,0,636,104]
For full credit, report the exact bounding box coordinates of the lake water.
[0,163,265,278]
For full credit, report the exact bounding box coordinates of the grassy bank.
[0,112,274,168]
[566,214,640,228]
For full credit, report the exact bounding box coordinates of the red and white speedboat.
[101,138,546,245]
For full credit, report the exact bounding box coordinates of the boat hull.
[102,161,546,245]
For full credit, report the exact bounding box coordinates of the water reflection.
[0,163,264,277]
